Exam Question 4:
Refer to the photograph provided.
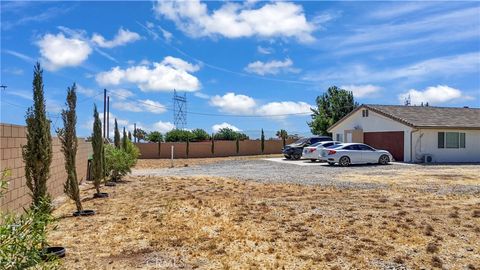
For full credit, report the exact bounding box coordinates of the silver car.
[302,141,342,162]
[319,143,394,166]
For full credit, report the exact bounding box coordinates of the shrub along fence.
[135,139,296,159]
[0,123,92,213]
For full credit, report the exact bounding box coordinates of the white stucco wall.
[329,109,413,161]
[412,129,480,163]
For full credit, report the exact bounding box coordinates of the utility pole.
[0,85,7,91]
[103,89,107,138]
[106,95,110,140]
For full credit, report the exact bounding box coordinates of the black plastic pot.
[42,246,66,261]
[105,181,116,187]
[73,209,96,217]
[93,192,108,198]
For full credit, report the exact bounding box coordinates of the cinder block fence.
[135,139,295,159]
[0,123,92,213]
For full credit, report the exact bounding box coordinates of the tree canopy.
[308,86,358,135]
[146,131,163,142]
[213,128,249,141]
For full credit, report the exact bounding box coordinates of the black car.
[282,136,332,160]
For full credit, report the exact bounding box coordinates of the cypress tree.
[22,62,52,210]
[261,129,265,153]
[236,137,240,155]
[128,131,132,141]
[211,133,215,156]
[186,135,190,158]
[92,105,104,194]
[122,127,127,150]
[114,118,120,148]
[57,83,83,212]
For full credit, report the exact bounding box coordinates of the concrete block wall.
[135,138,296,159]
[0,123,92,213]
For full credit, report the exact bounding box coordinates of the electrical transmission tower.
[173,89,187,130]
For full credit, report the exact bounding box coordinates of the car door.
[357,144,378,163]
[344,145,362,163]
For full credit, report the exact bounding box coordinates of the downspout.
[410,128,419,163]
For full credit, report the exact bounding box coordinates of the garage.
[364,131,404,161]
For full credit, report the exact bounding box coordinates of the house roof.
[328,104,480,132]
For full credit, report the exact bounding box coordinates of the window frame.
[438,131,466,149]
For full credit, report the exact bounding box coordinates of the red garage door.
[364,131,404,161]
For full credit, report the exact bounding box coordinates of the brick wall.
[0,123,92,213]
[135,138,296,159]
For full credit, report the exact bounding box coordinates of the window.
[438,132,466,149]
[438,132,445,148]
[336,133,343,142]
[362,109,369,117]
[358,144,375,151]
[323,142,333,147]
[345,145,361,150]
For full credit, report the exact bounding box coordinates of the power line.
[108,91,314,118]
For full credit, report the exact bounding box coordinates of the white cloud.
[398,85,470,105]
[256,101,311,118]
[154,0,316,42]
[212,122,240,133]
[91,28,141,48]
[340,84,382,98]
[112,88,135,100]
[95,56,201,92]
[304,53,480,84]
[257,46,273,54]
[209,92,312,118]
[194,92,210,99]
[244,58,299,76]
[209,92,257,114]
[153,121,175,133]
[37,33,92,71]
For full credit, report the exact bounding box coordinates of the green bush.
[213,128,249,141]
[190,129,210,141]
[105,145,131,182]
[0,170,58,269]
[146,131,163,142]
[165,129,191,142]
[124,140,140,167]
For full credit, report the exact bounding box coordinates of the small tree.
[261,129,265,153]
[277,129,288,147]
[186,134,190,158]
[22,63,52,210]
[114,119,120,148]
[211,134,215,156]
[122,127,127,150]
[236,137,240,155]
[91,105,104,195]
[128,131,132,141]
[134,128,147,142]
[57,83,82,212]
[191,128,210,141]
[146,131,163,142]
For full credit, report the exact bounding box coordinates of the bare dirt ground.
[48,159,480,270]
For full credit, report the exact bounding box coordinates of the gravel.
[132,159,480,194]
[131,159,404,190]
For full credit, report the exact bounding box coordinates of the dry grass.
[339,164,480,188]
[134,155,282,169]
[49,173,480,269]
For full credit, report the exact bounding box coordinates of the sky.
[1,1,479,138]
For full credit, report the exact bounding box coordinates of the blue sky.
[1,1,479,138]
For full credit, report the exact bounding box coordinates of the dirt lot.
[48,159,480,269]
[133,155,282,169]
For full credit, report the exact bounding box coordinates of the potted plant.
[57,83,95,217]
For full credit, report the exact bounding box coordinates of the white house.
[328,104,480,163]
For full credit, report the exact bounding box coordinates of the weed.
[426,242,439,253]
[431,256,443,268]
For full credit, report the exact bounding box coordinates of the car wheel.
[379,155,390,165]
[310,159,317,162]
[328,162,335,166]
[339,156,350,167]
[284,155,291,160]
[292,154,301,160]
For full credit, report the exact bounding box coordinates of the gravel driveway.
[132,158,480,194]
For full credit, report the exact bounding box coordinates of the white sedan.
[302,141,342,162]
[319,143,393,166]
